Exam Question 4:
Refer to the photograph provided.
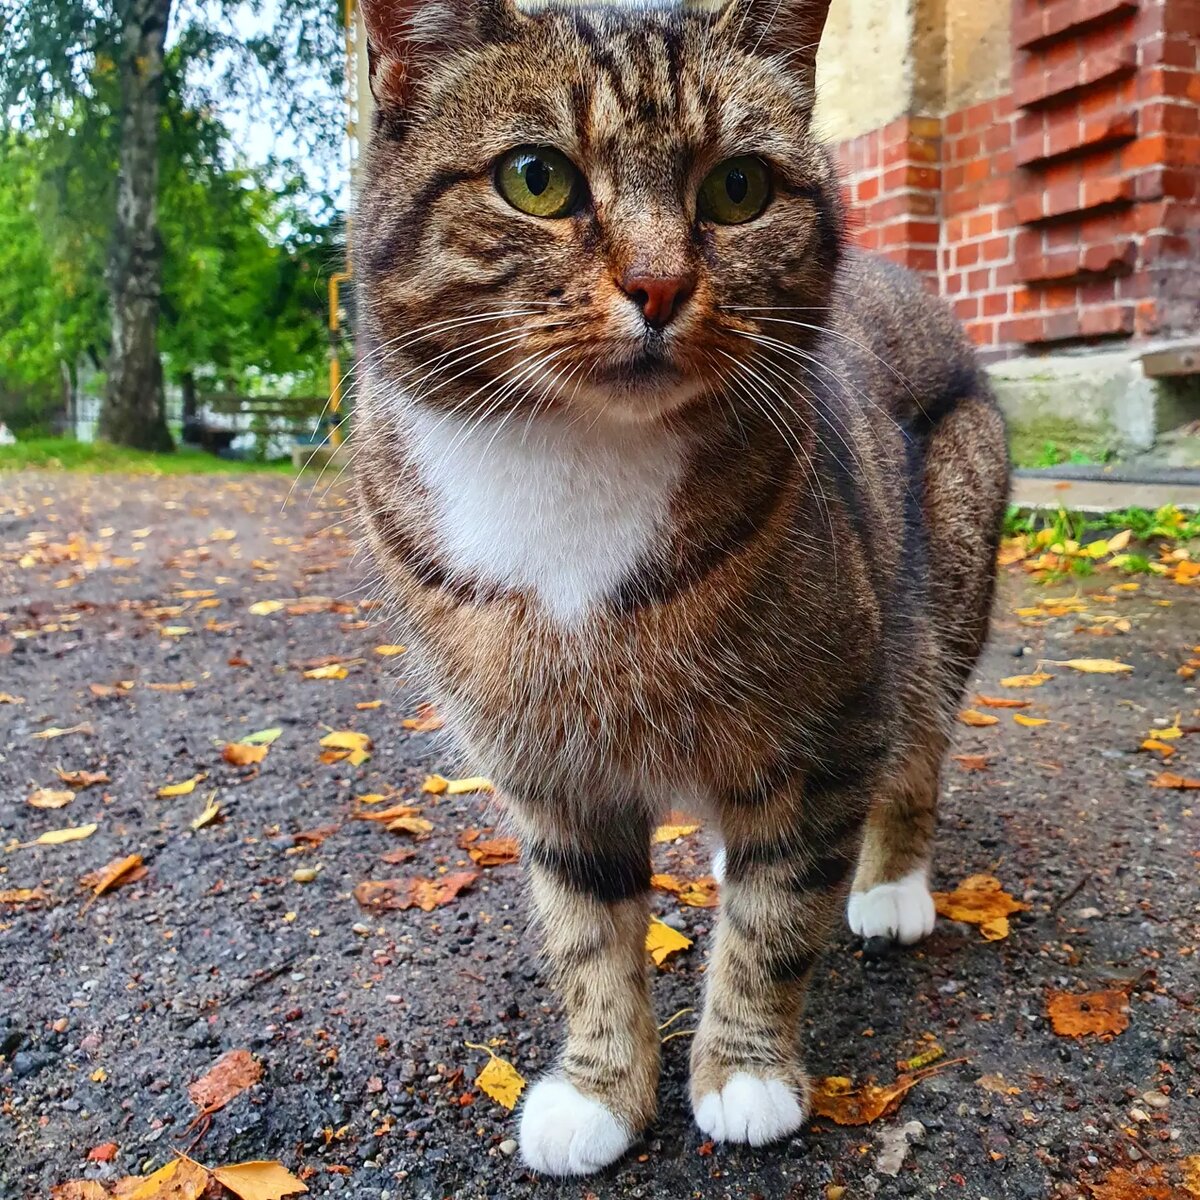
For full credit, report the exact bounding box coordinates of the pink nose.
[619,273,694,329]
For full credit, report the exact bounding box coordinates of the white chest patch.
[404,407,687,624]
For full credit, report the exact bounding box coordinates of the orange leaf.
[81,854,146,897]
[51,1183,109,1200]
[958,709,999,727]
[952,754,990,771]
[55,768,110,789]
[0,887,51,905]
[187,1048,263,1114]
[467,837,520,867]
[1150,772,1200,790]
[932,875,1028,941]
[223,742,268,767]
[811,1074,921,1126]
[651,873,719,909]
[999,672,1053,688]
[209,1160,309,1200]
[353,871,479,913]
[1046,986,1130,1040]
[87,1142,119,1162]
[976,695,1030,709]
[402,703,444,732]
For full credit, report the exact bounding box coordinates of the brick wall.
[834,0,1200,362]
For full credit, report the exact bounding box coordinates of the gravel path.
[1,470,1197,1200]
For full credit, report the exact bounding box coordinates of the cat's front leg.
[515,805,659,1177]
[691,793,864,1145]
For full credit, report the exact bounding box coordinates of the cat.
[352,0,1010,1177]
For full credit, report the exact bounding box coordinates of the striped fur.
[353,0,1010,1176]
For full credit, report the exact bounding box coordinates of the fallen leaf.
[210,1160,309,1200]
[958,709,999,727]
[421,774,449,794]
[932,875,1028,941]
[1150,772,1200,790]
[445,776,494,795]
[144,680,196,692]
[646,917,692,966]
[652,822,701,843]
[28,823,98,847]
[242,728,283,745]
[82,854,146,896]
[31,723,93,740]
[29,788,76,809]
[467,837,520,867]
[976,1073,1021,1096]
[353,871,479,913]
[356,700,383,710]
[248,600,283,615]
[223,742,268,767]
[110,1156,209,1199]
[999,672,1053,688]
[652,873,720,909]
[87,1142,119,1162]
[976,695,1030,709]
[402,703,443,732]
[952,754,989,771]
[191,796,222,830]
[188,1049,263,1114]
[374,644,406,656]
[1044,658,1133,674]
[303,664,348,680]
[1046,986,1130,1039]
[0,692,24,704]
[811,1074,921,1126]
[353,803,420,823]
[468,1046,525,1111]
[1140,739,1176,757]
[387,815,434,838]
[380,847,417,865]
[0,887,51,905]
[50,1182,108,1199]
[1086,1165,1174,1200]
[319,730,372,766]
[55,768,109,789]
[1182,1157,1200,1199]
[157,774,205,798]
[1012,714,1049,727]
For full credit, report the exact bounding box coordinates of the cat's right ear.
[360,0,520,110]
[714,0,833,92]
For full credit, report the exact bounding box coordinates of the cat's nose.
[619,272,694,330]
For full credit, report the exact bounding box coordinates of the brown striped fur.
[353,0,1009,1175]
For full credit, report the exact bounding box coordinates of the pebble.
[876,1120,925,1176]
[498,1139,518,1157]
[1140,1091,1169,1109]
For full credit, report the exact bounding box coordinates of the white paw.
[711,845,726,885]
[693,1072,806,1146]
[519,1075,635,1176]
[847,869,936,944]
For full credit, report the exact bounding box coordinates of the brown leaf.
[380,847,417,865]
[0,887,51,905]
[811,1074,921,1126]
[29,788,76,809]
[387,815,434,838]
[467,837,520,867]
[353,871,479,913]
[1085,1165,1174,1200]
[952,754,990,772]
[976,695,1030,709]
[353,803,421,823]
[51,1183,109,1200]
[55,768,110,789]
[1150,771,1200,790]
[651,873,720,909]
[187,1048,263,1114]
[223,742,268,767]
[1046,986,1130,1040]
[87,1142,119,1162]
[932,875,1028,941]
[81,854,146,897]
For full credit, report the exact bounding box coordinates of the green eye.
[496,146,581,218]
[698,156,772,225]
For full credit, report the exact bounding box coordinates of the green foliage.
[0,437,292,475]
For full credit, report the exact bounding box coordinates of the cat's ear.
[715,0,832,88]
[359,0,520,109]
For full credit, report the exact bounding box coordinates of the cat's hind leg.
[515,806,659,1176]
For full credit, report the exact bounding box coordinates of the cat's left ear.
[359,0,521,110]
[714,0,833,89]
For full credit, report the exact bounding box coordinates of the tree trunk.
[100,0,174,452]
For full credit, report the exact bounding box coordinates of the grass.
[0,437,294,475]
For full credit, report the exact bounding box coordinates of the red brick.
[1014,43,1137,109]
[1014,0,1138,50]
[982,292,1010,318]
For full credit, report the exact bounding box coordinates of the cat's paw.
[519,1075,635,1176]
[847,869,936,945]
[692,1072,807,1146]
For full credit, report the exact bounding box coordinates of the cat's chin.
[566,375,709,426]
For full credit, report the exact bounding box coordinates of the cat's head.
[356,0,842,426]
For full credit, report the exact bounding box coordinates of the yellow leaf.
[116,1157,210,1199]
[999,673,1053,688]
[1105,529,1132,553]
[1012,714,1049,727]
[652,823,701,844]
[0,692,25,704]
[303,664,347,680]
[387,815,434,837]
[160,626,191,637]
[646,917,692,966]
[248,600,283,615]
[242,728,283,745]
[1046,658,1133,674]
[28,788,75,809]
[191,795,221,830]
[374,644,406,656]
[445,776,494,795]
[421,774,449,794]
[210,1161,309,1200]
[1182,1156,1200,1199]
[157,774,205,798]
[959,709,999,727]
[32,823,98,846]
[473,1052,525,1111]
[319,730,372,753]
[1153,715,1183,741]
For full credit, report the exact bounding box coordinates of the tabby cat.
[353,0,1009,1177]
